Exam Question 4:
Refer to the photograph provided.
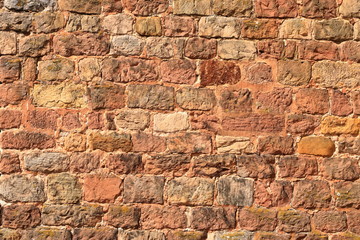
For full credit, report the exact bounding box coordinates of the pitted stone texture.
[0,12,32,33]
[166,177,214,205]
[335,182,360,208]
[42,204,103,227]
[301,0,337,18]
[278,60,311,86]
[280,19,313,39]
[34,12,65,33]
[238,207,277,231]
[255,0,298,17]
[104,205,140,228]
[0,175,45,202]
[58,0,101,13]
[124,175,165,204]
[160,59,196,84]
[0,57,21,83]
[146,37,184,58]
[173,0,212,15]
[189,207,236,230]
[24,152,69,173]
[278,210,311,233]
[47,173,82,204]
[32,83,86,108]
[313,61,360,88]
[65,14,100,32]
[54,33,109,56]
[135,17,162,36]
[102,14,133,35]
[37,58,74,81]
[200,60,241,86]
[128,84,174,110]
[5,0,55,11]
[314,19,353,41]
[217,176,254,206]
[167,133,212,154]
[123,0,168,15]
[218,40,256,60]
[292,180,331,208]
[176,87,216,111]
[89,132,132,152]
[199,16,241,38]
[103,57,159,83]
[19,34,51,57]
[2,204,41,229]
[115,109,150,130]
[0,31,16,55]
[111,35,144,56]
[213,0,252,17]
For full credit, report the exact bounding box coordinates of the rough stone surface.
[42,204,103,227]
[2,204,41,229]
[127,84,174,110]
[166,177,214,205]
[2,0,360,235]
[32,83,86,108]
[89,132,132,152]
[313,61,360,88]
[176,87,216,110]
[199,16,241,38]
[218,40,256,60]
[277,60,311,86]
[292,180,331,208]
[84,176,122,203]
[47,173,82,203]
[200,60,241,86]
[314,19,353,41]
[0,175,45,202]
[124,175,165,204]
[24,152,69,173]
[217,176,254,206]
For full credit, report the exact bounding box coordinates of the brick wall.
[1,0,360,239]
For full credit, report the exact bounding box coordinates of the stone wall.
[1,0,360,239]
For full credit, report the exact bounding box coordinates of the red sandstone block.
[222,114,285,133]
[313,211,347,233]
[53,32,109,56]
[298,40,339,60]
[238,207,277,231]
[0,84,27,107]
[27,109,59,130]
[2,204,41,229]
[200,60,241,86]
[189,207,236,230]
[1,131,55,149]
[185,38,217,59]
[0,152,20,173]
[331,90,353,116]
[295,88,329,114]
[0,109,21,129]
[255,180,293,207]
[257,40,296,59]
[104,205,140,228]
[255,0,298,17]
[257,136,294,155]
[140,205,187,229]
[83,176,122,203]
